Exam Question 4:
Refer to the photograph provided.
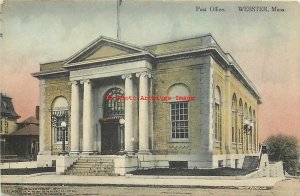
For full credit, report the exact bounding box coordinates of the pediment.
[64,36,147,65]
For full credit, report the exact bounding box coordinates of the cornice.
[63,36,149,65]
[63,52,156,71]
[31,70,69,79]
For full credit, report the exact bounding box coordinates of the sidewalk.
[0,173,284,189]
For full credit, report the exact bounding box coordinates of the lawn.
[1,167,55,175]
[129,167,257,176]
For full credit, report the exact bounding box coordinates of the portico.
[67,59,152,155]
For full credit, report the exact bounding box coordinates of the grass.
[1,167,55,175]
[129,167,257,176]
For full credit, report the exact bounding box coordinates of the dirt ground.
[2,178,300,196]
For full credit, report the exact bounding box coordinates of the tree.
[264,134,299,175]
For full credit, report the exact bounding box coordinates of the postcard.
[1,1,299,195]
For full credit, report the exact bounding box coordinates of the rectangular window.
[214,103,221,141]
[171,102,188,139]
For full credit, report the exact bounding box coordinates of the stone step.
[68,170,114,173]
[77,160,114,163]
[71,165,113,168]
[66,172,114,176]
[79,155,117,158]
[78,157,115,160]
[71,168,113,172]
[71,165,114,169]
[75,161,114,165]
[77,159,114,163]
[65,156,116,176]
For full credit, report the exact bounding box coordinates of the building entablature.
[69,60,152,81]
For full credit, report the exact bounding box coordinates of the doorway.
[101,121,120,155]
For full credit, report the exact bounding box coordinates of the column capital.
[80,79,91,84]
[121,73,132,79]
[136,71,151,78]
[69,80,79,86]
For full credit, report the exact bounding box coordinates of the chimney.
[36,106,39,120]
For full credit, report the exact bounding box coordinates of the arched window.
[214,86,221,142]
[249,107,252,120]
[243,103,249,149]
[231,94,238,143]
[238,99,243,143]
[51,97,69,143]
[244,103,248,119]
[103,88,125,119]
[168,83,189,139]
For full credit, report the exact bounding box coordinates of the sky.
[0,0,299,143]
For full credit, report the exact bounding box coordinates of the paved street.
[1,173,299,195]
[1,178,300,196]
[0,173,283,188]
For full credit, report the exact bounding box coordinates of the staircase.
[242,156,260,170]
[65,156,115,176]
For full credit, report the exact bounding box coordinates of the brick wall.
[152,56,208,155]
[212,58,259,156]
[43,76,71,154]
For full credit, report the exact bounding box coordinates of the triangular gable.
[64,36,147,65]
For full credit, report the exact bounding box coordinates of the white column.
[136,72,151,153]
[121,74,134,153]
[82,79,94,153]
[70,80,80,154]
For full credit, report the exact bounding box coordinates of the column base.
[118,150,126,155]
[138,150,151,155]
[81,151,97,155]
[69,151,80,155]
[38,151,52,155]
[37,152,55,167]
[58,152,69,156]
[125,151,135,156]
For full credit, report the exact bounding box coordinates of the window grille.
[104,88,125,118]
[51,110,68,143]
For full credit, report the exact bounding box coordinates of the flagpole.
[117,0,121,40]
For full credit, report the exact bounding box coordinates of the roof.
[32,34,261,103]
[145,33,213,55]
[0,93,20,119]
[20,116,39,125]
[10,124,39,136]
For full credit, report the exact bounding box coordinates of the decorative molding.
[63,35,151,65]
[31,70,69,79]
[168,143,191,150]
[65,53,155,70]
[68,80,79,86]
[121,73,132,79]
[136,71,152,78]
[80,79,91,84]
[52,144,69,152]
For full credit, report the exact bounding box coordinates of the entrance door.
[101,122,120,155]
